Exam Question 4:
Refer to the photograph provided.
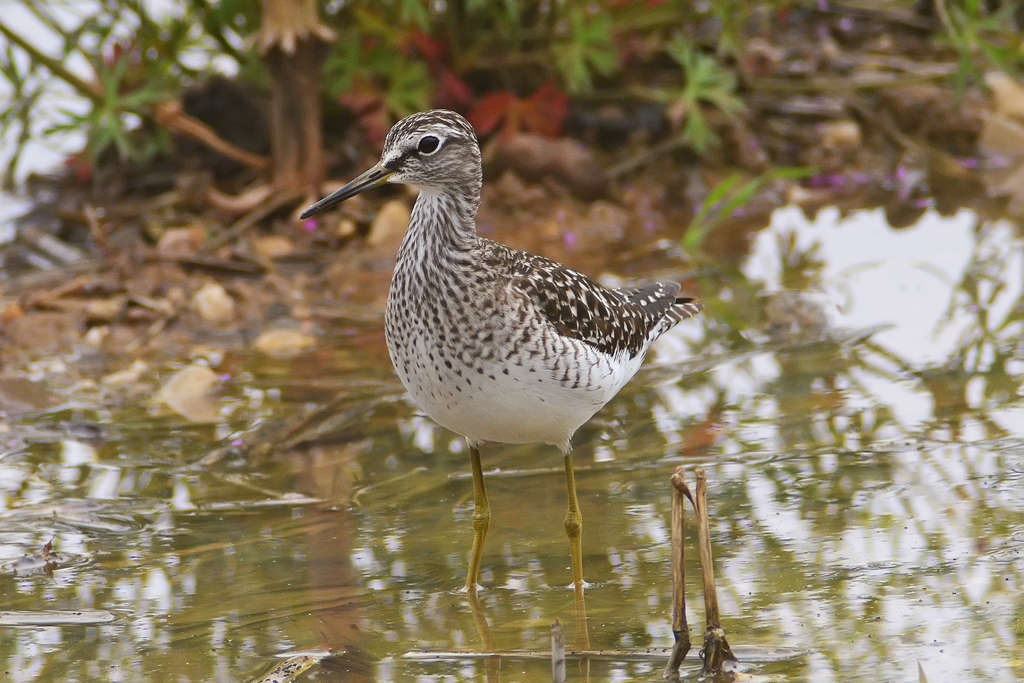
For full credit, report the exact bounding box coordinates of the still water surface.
[1,205,1022,681]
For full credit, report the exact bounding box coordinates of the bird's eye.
[417,135,440,155]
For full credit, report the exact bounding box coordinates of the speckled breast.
[383,271,638,449]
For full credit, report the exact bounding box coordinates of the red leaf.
[64,153,93,184]
[338,81,391,145]
[404,30,446,64]
[522,83,568,137]
[469,92,518,136]
[433,68,472,109]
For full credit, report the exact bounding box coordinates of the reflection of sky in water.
[735,207,1024,434]
[747,206,1022,366]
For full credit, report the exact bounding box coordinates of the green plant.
[0,44,43,187]
[54,46,173,163]
[683,167,814,250]
[323,7,433,115]
[936,0,1024,89]
[662,36,745,153]
[0,1,234,179]
[552,8,618,93]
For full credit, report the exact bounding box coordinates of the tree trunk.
[258,0,335,194]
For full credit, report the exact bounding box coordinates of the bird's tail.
[651,296,702,341]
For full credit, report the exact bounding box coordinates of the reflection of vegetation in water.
[1,209,1023,680]
[683,167,815,249]
[349,207,1024,679]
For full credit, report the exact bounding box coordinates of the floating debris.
[0,610,116,626]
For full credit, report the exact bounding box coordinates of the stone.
[367,200,411,248]
[156,226,206,257]
[253,328,316,359]
[252,235,294,260]
[156,364,220,423]
[191,282,235,323]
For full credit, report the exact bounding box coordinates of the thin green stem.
[0,20,101,104]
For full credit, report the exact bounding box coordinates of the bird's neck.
[399,187,480,262]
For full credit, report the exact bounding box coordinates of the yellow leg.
[563,452,585,591]
[464,443,490,592]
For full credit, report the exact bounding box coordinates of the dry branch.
[664,466,693,679]
[152,101,270,172]
[694,468,737,676]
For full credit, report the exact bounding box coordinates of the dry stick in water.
[664,467,693,679]
[551,619,566,683]
[694,468,737,676]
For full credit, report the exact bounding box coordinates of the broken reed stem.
[551,619,566,683]
[694,468,737,675]
[664,466,692,678]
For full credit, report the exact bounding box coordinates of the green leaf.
[554,8,619,93]
[660,35,744,153]
[398,0,430,30]
[683,167,815,250]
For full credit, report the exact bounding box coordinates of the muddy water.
[2,205,1023,681]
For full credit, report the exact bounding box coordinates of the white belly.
[390,330,645,451]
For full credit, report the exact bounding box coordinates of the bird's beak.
[299,163,392,219]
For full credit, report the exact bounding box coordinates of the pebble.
[367,200,410,248]
[191,282,235,323]
[156,364,220,423]
[156,226,206,257]
[252,235,294,260]
[253,328,316,359]
[101,359,150,389]
[819,119,862,151]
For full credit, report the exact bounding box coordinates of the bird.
[301,110,701,593]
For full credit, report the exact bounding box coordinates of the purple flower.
[302,219,319,233]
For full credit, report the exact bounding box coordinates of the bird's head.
[301,110,481,219]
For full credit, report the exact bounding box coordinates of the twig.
[664,467,693,679]
[202,190,298,253]
[931,0,956,38]
[0,20,101,103]
[605,134,689,180]
[191,0,247,64]
[0,261,104,297]
[152,100,269,171]
[551,620,566,683]
[694,468,737,676]
[748,70,955,94]
[402,644,802,663]
[18,227,86,265]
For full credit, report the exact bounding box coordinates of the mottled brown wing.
[503,249,690,356]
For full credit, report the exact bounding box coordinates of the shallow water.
[2,205,1023,681]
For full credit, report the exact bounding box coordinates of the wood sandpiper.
[301,110,701,592]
